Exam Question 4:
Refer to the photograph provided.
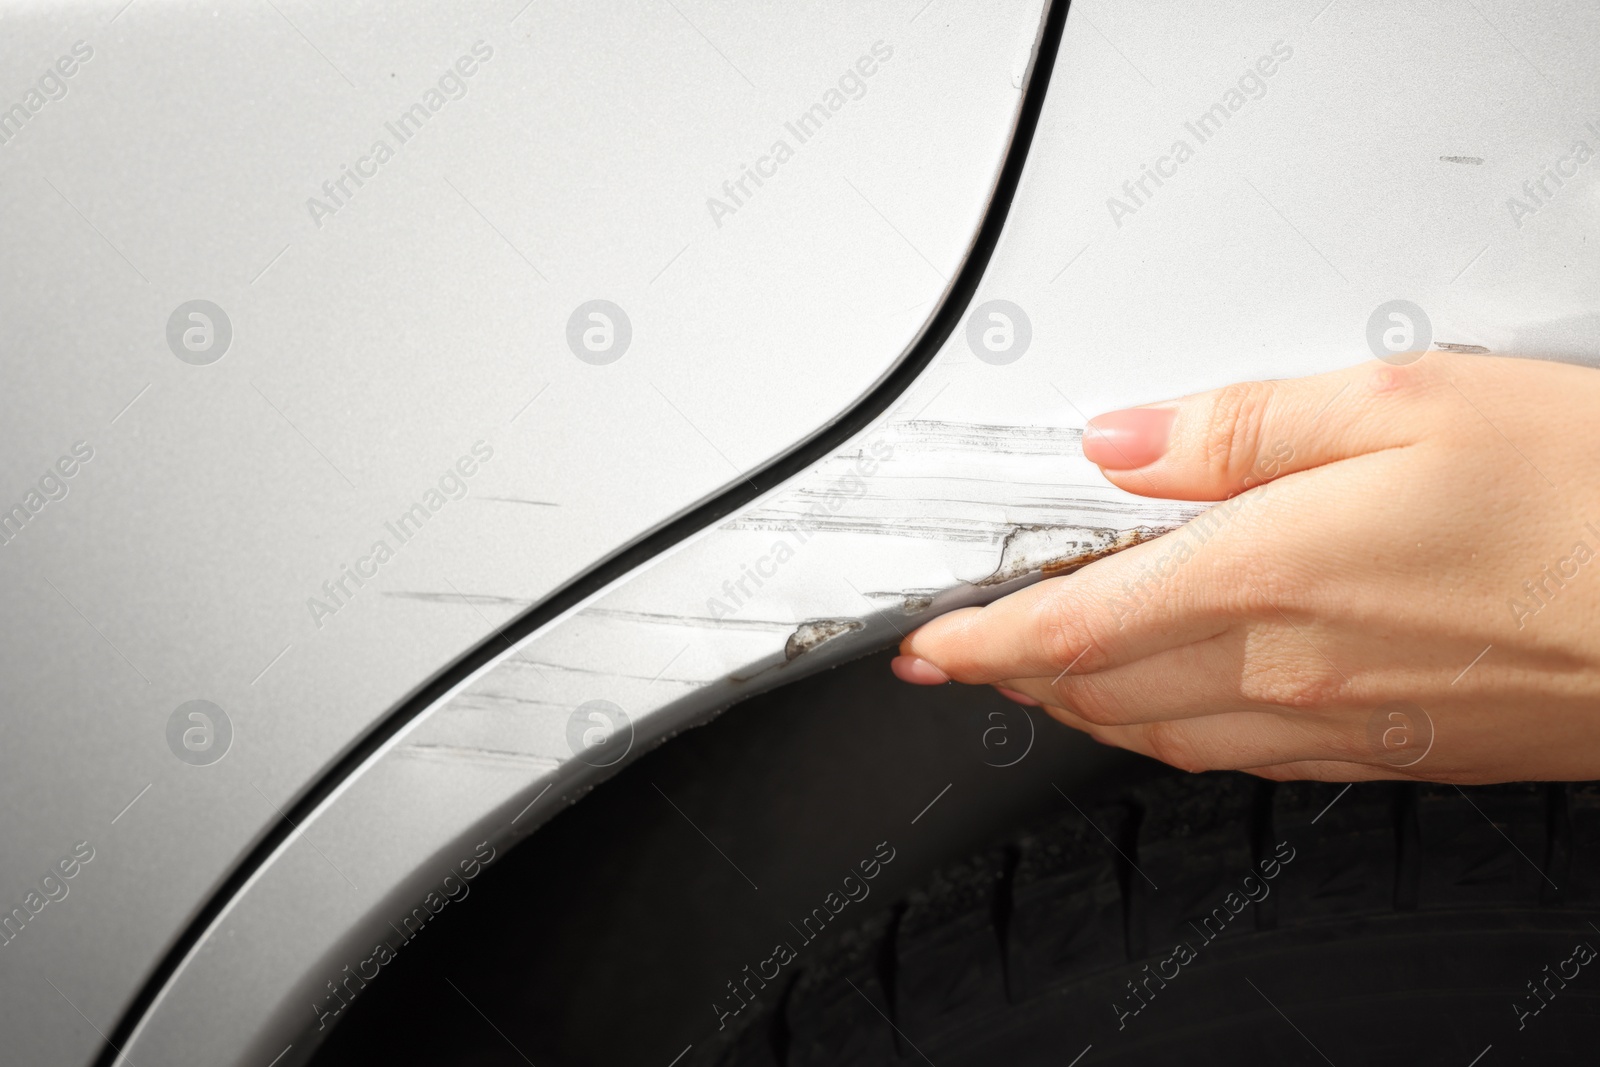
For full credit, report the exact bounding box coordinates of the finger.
[1002,625,1352,726]
[995,631,1261,725]
[891,654,952,685]
[900,531,1234,685]
[1042,707,1367,774]
[1081,356,1451,500]
[1244,761,1417,783]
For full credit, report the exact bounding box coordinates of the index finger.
[900,524,1236,684]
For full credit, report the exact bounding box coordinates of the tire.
[705,775,1600,1066]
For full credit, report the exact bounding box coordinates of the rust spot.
[977,523,1167,587]
[784,618,866,660]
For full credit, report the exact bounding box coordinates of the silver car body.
[1,1,1596,1064]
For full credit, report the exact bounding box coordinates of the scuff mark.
[400,743,560,770]
[727,512,1007,543]
[784,618,866,660]
[504,659,699,687]
[1435,342,1490,353]
[977,524,1166,586]
[727,481,1201,543]
[893,420,1084,456]
[580,607,795,632]
[482,496,561,508]
[724,505,1196,544]
[453,691,573,713]
[1439,155,1484,165]
[386,590,535,608]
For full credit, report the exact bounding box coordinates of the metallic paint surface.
[3,2,1600,1067]
[0,1,1048,1064]
[108,2,1600,1065]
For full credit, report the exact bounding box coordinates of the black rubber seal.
[95,2,1071,1061]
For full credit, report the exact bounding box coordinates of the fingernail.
[891,655,950,685]
[1083,407,1175,469]
[995,687,1040,707]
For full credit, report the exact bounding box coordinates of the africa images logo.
[566,701,634,768]
[1365,701,1433,769]
[0,40,94,148]
[166,700,233,766]
[166,300,233,365]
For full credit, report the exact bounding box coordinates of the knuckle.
[1364,352,1444,400]
[1034,596,1108,676]
[1202,381,1274,492]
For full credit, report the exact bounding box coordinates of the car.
[2,1,1597,1064]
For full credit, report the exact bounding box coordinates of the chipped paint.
[977,523,1167,586]
[784,618,866,660]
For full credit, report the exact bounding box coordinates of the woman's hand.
[892,352,1600,783]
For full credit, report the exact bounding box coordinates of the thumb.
[1081,358,1432,500]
